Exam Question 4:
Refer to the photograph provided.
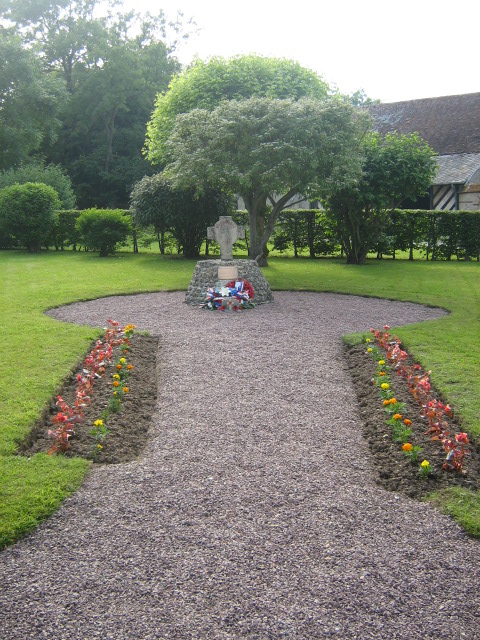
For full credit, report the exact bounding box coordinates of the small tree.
[324,132,437,264]
[76,208,130,256]
[0,182,60,252]
[156,96,368,265]
[130,174,233,258]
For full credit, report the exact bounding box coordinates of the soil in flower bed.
[346,342,480,500]
[19,334,158,464]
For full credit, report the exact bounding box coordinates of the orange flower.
[116,364,122,370]
[113,381,119,387]
[379,371,386,376]
[402,443,413,452]
[383,399,390,406]
[403,419,412,426]
[393,413,403,420]
[390,398,397,405]
[127,364,133,370]
[123,387,129,393]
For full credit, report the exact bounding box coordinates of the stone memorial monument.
[185,216,274,305]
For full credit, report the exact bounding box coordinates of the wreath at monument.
[226,279,254,300]
[200,279,255,311]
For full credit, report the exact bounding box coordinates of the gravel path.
[2,291,479,639]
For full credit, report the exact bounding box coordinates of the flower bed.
[345,335,480,500]
[20,322,158,463]
[367,326,470,475]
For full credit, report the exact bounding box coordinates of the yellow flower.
[123,387,129,393]
[94,419,103,427]
[381,383,390,390]
[97,444,103,450]
[402,443,413,452]
[421,460,430,468]
[366,338,371,343]
[367,347,373,353]
[113,374,120,380]
[113,391,117,396]
[120,358,126,364]
[378,360,385,365]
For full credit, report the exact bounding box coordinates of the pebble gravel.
[2,291,479,639]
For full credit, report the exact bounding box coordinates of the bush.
[76,208,131,256]
[0,163,76,209]
[0,182,60,252]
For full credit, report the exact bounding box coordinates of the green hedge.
[260,208,480,261]
[381,210,480,261]
[22,207,480,260]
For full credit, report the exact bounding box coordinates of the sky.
[123,0,480,103]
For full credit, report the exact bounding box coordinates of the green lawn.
[1,250,480,547]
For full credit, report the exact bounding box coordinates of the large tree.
[0,28,67,171]
[155,96,369,265]
[324,132,437,264]
[1,0,188,206]
[145,55,330,167]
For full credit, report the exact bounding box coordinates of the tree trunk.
[307,211,315,258]
[104,106,118,174]
[244,188,298,266]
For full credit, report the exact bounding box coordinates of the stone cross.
[207,216,245,261]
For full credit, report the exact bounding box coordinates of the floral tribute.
[48,320,136,454]
[200,279,255,311]
[366,325,470,475]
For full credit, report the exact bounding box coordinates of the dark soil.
[346,342,480,500]
[19,334,158,464]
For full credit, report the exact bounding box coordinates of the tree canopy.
[324,132,438,264]
[159,96,370,264]
[145,55,330,166]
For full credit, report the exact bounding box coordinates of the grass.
[1,250,480,547]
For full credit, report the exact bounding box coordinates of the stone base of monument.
[185,259,274,306]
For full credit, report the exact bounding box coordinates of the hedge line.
[4,208,480,260]
[269,209,480,260]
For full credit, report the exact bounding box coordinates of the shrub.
[0,182,60,252]
[76,208,131,256]
[0,162,76,209]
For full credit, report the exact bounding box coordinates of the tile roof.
[368,92,480,154]
[433,153,480,185]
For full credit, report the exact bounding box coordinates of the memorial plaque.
[218,266,238,280]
